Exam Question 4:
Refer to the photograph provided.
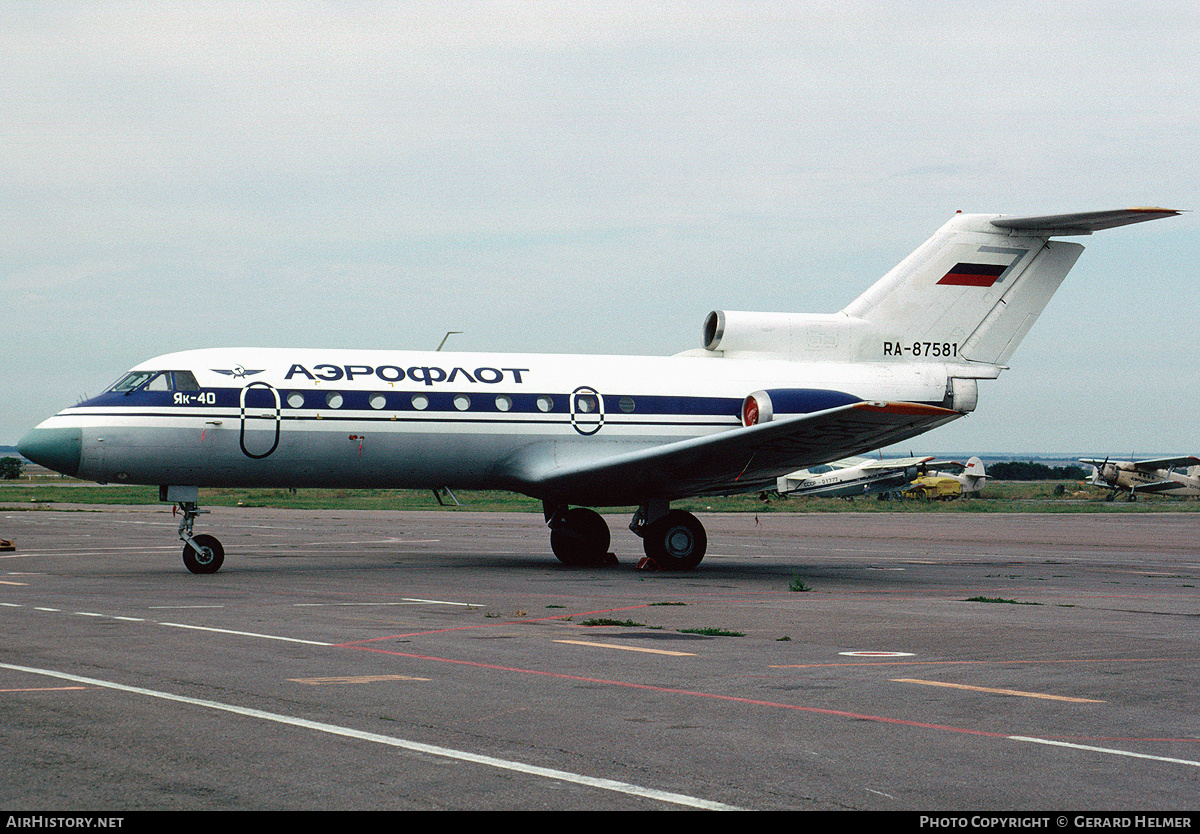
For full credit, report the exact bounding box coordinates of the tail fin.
[964,456,986,478]
[842,208,1179,367]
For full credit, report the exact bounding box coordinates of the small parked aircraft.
[1080,457,1200,501]
[923,456,989,496]
[776,455,934,499]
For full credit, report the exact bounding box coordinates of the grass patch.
[789,576,812,592]
[7,480,1200,514]
[580,618,645,628]
[964,596,1042,605]
[679,627,744,637]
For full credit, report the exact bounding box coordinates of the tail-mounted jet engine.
[741,388,861,427]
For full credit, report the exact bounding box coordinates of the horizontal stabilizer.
[990,208,1180,236]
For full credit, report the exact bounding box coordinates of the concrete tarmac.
[1,504,1197,811]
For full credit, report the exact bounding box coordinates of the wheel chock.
[636,556,660,571]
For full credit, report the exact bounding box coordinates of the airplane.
[18,207,1179,574]
[925,456,989,496]
[776,455,934,499]
[1080,456,1200,501]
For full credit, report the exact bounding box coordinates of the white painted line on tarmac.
[294,598,475,608]
[1010,736,1200,767]
[150,605,225,609]
[0,661,743,811]
[399,597,476,607]
[157,622,333,646]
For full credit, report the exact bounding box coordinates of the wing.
[860,456,935,471]
[1081,456,1200,471]
[1133,456,1200,471]
[509,401,961,506]
[1131,480,1184,494]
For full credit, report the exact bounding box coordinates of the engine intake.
[741,389,861,426]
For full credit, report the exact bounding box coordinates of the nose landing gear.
[175,501,224,574]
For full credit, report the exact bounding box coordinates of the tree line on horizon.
[987,461,1088,481]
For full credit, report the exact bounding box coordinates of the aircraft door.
[570,386,604,436]
[239,382,281,459]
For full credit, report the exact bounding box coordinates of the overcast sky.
[5,1,1197,456]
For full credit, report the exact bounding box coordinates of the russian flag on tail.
[937,262,1006,287]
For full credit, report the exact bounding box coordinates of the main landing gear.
[175,501,225,574]
[545,502,708,570]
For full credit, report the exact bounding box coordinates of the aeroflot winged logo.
[212,365,266,379]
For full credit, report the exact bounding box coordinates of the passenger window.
[576,394,597,413]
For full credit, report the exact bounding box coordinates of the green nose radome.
[17,426,82,478]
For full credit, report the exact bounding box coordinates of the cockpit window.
[173,371,200,391]
[109,370,202,393]
[110,371,158,393]
[145,373,171,392]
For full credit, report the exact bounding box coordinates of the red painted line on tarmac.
[344,644,1008,739]
[0,686,87,692]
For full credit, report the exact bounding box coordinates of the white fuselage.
[29,346,962,504]
[777,459,923,498]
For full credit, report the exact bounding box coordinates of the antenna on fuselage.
[436,331,462,351]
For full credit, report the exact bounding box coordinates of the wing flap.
[515,401,961,506]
